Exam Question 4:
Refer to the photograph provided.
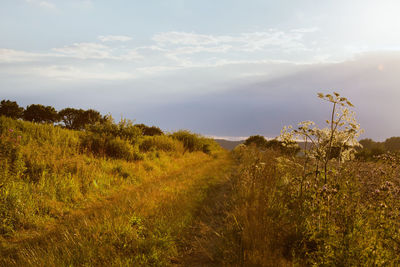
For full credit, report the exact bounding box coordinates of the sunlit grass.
[0,116,230,266]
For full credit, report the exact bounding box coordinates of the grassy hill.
[0,116,232,266]
[2,114,400,266]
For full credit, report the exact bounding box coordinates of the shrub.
[244,135,268,148]
[80,133,136,161]
[87,116,142,145]
[80,133,106,156]
[139,135,183,152]
[105,137,135,161]
[135,124,164,136]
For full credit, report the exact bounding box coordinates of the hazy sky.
[1,0,400,140]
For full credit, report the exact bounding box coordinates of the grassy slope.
[1,155,233,266]
[0,117,234,266]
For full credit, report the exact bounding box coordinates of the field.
[1,114,400,266]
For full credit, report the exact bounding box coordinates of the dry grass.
[1,154,232,266]
[0,116,233,266]
[222,146,400,266]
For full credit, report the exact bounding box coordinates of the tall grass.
[223,146,400,266]
[0,116,222,241]
[0,145,230,265]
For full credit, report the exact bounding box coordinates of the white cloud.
[98,35,133,42]
[52,43,116,60]
[148,30,320,67]
[25,0,56,9]
[0,28,326,81]
[0,49,51,62]
[30,65,136,80]
[290,27,320,33]
[153,32,220,46]
[152,30,311,53]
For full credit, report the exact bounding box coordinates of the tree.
[59,108,102,130]
[81,109,102,126]
[135,124,163,136]
[0,100,24,119]
[59,108,83,129]
[23,104,59,124]
[244,135,268,148]
[384,137,400,152]
[356,139,385,160]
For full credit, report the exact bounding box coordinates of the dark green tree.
[23,104,59,123]
[0,100,24,119]
[244,135,268,148]
[59,108,83,129]
[59,108,102,130]
[135,124,163,136]
[81,109,102,126]
[384,137,400,152]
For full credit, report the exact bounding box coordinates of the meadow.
[0,115,230,266]
[216,93,400,266]
[1,93,400,266]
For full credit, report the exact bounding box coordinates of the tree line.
[0,99,163,136]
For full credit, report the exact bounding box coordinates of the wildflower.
[9,129,14,132]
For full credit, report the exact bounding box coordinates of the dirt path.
[176,160,236,266]
[0,154,235,266]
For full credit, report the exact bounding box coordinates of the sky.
[1,0,400,140]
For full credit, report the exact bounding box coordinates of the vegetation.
[0,100,24,119]
[357,137,400,160]
[219,93,400,266]
[135,123,164,136]
[244,134,300,155]
[23,104,59,124]
[170,130,219,155]
[58,108,102,130]
[0,114,226,266]
[2,93,400,266]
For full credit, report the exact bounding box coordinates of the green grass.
[0,116,233,266]
[1,155,232,266]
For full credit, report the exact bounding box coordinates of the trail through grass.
[0,153,234,266]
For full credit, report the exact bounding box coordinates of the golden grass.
[1,153,232,266]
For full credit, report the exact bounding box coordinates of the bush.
[135,124,163,136]
[105,137,135,161]
[244,135,268,148]
[87,116,142,145]
[139,135,183,152]
[80,133,137,161]
[80,133,106,155]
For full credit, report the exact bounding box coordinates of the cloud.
[52,43,116,60]
[152,29,312,53]
[150,30,319,66]
[290,27,320,33]
[153,32,219,46]
[2,50,400,140]
[30,65,135,80]
[98,35,133,42]
[0,29,322,82]
[142,52,400,139]
[0,49,43,63]
[25,0,56,9]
